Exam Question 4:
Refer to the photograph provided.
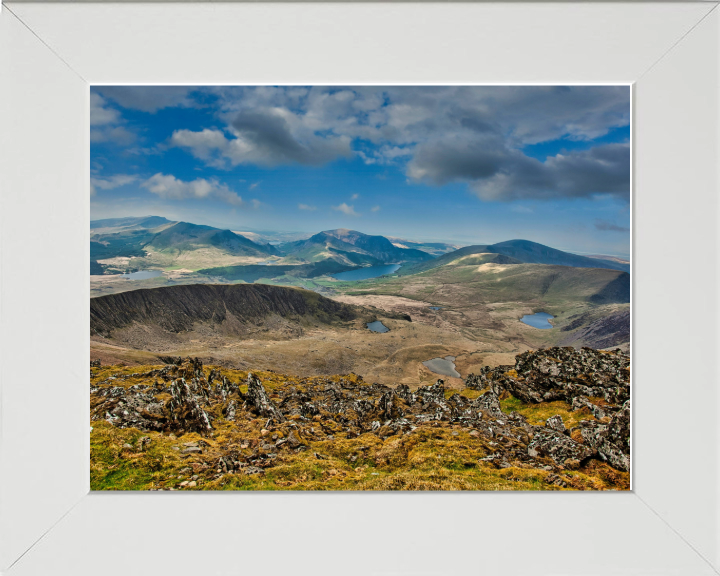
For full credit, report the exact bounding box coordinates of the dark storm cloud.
[97,87,196,113]
[231,110,351,166]
[409,140,630,202]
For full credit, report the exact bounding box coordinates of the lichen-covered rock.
[606,400,630,452]
[166,378,213,434]
[505,346,629,406]
[545,415,566,432]
[246,373,285,423]
[528,428,596,465]
[472,391,504,419]
[598,439,630,471]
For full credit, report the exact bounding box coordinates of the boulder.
[246,373,285,423]
[528,428,595,465]
[545,415,566,432]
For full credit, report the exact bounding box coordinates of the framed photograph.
[1,2,718,575]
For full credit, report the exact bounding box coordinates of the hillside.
[90,283,362,337]
[486,240,630,272]
[398,240,629,276]
[280,229,435,265]
[398,246,520,275]
[335,259,629,354]
[91,219,278,275]
[148,222,278,257]
[383,261,629,306]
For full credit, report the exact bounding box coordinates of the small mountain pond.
[367,321,389,333]
[422,356,460,378]
[120,270,163,280]
[520,311,555,329]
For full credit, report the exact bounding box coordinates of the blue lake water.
[367,321,389,333]
[429,306,442,311]
[332,264,401,282]
[121,270,163,280]
[423,356,460,378]
[520,312,555,329]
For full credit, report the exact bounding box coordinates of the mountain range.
[90,215,629,278]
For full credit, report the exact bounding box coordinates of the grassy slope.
[349,262,629,307]
[329,260,630,351]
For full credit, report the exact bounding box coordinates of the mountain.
[280,229,435,266]
[90,218,278,274]
[148,222,278,257]
[90,283,362,337]
[398,245,500,275]
[419,261,629,305]
[398,240,629,276]
[485,240,630,272]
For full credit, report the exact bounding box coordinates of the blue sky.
[90,86,631,257]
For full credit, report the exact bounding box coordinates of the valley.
[90,216,630,391]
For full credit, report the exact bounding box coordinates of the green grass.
[499,395,596,428]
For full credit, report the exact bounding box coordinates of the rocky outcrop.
[246,373,285,423]
[465,346,630,471]
[91,347,631,484]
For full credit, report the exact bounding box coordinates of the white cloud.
[371,205,381,212]
[298,203,317,211]
[169,129,229,167]
[332,203,360,216]
[90,92,136,145]
[91,174,138,195]
[249,182,261,191]
[350,193,359,200]
[90,93,120,126]
[142,173,244,206]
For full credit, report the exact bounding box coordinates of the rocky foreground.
[90,346,630,491]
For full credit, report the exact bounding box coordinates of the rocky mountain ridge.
[90,283,366,337]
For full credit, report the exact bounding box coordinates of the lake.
[520,311,555,329]
[429,306,442,311]
[367,321,389,333]
[121,270,163,280]
[332,264,401,281]
[422,356,460,378]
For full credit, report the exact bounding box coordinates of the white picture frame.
[0,2,718,575]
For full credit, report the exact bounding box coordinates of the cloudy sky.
[90,85,630,257]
